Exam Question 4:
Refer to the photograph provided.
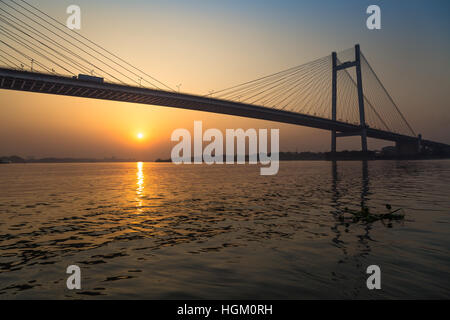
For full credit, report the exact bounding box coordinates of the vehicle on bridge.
[77,74,104,84]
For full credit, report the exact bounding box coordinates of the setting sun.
[137,133,144,139]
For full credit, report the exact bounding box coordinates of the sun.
[137,132,144,139]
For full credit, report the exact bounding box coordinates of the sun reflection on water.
[136,161,144,213]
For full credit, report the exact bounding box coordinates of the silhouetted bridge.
[0,0,448,155]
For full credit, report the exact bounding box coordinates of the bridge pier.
[331,44,368,154]
[331,52,337,154]
[355,44,368,153]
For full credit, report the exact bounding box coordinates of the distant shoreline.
[0,156,136,164]
[2,151,449,164]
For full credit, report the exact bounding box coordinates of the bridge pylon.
[331,44,368,154]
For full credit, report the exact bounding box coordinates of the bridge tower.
[331,44,368,154]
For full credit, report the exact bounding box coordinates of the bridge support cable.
[0,13,93,75]
[210,55,336,119]
[0,0,174,90]
[0,8,117,80]
[360,52,416,136]
[16,0,174,91]
[0,38,53,72]
[0,0,138,85]
[0,26,78,75]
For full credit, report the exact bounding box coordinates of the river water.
[0,160,449,299]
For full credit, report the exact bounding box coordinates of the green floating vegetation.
[339,203,405,224]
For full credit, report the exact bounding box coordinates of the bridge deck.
[0,67,444,147]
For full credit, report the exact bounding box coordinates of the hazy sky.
[1,0,449,159]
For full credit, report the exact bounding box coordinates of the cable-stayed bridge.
[0,0,448,155]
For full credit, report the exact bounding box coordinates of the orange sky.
[1,0,449,160]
